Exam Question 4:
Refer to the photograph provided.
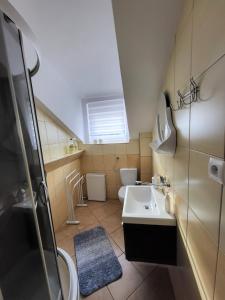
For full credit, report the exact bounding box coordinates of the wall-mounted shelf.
[44,150,84,172]
[150,93,176,155]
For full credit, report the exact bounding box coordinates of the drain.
[144,205,149,209]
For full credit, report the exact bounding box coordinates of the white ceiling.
[8,0,183,139]
[10,0,123,97]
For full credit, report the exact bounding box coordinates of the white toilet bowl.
[118,168,137,204]
[118,186,126,203]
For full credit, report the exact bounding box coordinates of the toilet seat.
[118,186,127,203]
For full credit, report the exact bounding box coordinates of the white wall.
[22,35,85,140]
[32,57,84,140]
[112,0,184,138]
[4,0,183,141]
[8,0,124,141]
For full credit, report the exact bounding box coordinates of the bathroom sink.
[122,185,176,226]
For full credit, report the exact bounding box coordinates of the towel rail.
[65,169,87,225]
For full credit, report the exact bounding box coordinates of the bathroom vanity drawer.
[123,223,177,265]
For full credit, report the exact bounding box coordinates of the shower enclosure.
[0,11,63,300]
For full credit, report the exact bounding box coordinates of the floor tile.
[80,287,113,300]
[78,222,101,233]
[75,208,100,231]
[92,204,121,221]
[55,224,79,243]
[110,227,125,252]
[71,255,77,267]
[108,254,143,300]
[108,236,123,257]
[57,237,75,257]
[87,200,107,211]
[128,267,175,300]
[100,211,122,234]
[131,261,156,278]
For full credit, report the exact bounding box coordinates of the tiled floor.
[55,199,175,300]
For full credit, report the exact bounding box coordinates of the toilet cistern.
[118,168,137,204]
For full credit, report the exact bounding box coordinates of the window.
[85,98,129,144]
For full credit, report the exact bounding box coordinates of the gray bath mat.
[74,226,122,296]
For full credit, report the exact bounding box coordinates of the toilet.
[118,168,137,204]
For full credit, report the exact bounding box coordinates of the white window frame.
[82,96,129,144]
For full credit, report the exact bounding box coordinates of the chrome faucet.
[136,176,171,188]
[151,176,171,188]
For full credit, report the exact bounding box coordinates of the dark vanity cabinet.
[123,223,177,265]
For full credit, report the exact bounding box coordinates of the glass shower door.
[0,12,62,300]
[0,13,51,300]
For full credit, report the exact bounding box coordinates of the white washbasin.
[122,185,176,226]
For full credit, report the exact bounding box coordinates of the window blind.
[86,98,129,144]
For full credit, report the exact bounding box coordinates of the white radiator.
[86,173,106,201]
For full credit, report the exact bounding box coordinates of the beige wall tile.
[140,156,152,174]
[214,250,225,300]
[37,108,75,163]
[153,1,225,297]
[49,144,60,160]
[103,144,116,154]
[152,150,174,186]
[175,194,188,239]
[115,143,127,154]
[105,171,118,199]
[189,150,221,244]
[45,121,58,144]
[192,0,225,77]
[127,155,140,169]
[173,107,190,148]
[90,144,104,155]
[187,209,218,300]
[126,139,139,155]
[173,146,189,238]
[72,159,81,170]
[139,132,152,138]
[36,109,45,122]
[38,121,48,146]
[140,137,152,156]
[190,56,225,158]
[57,128,69,143]
[103,155,117,171]
[114,154,127,169]
[152,152,167,177]
[140,172,152,182]
[164,155,175,186]
[92,155,105,171]
[81,155,94,173]
[42,145,51,163]
[46,171,55,193]
[219,187,225,253]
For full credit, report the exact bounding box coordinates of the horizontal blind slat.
[86,98,128,144]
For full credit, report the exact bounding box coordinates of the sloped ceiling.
[8,0,123,141]
[112,0,184,137]
[8,0,183,140]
